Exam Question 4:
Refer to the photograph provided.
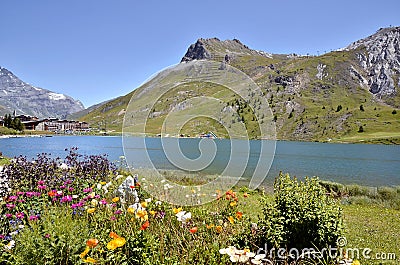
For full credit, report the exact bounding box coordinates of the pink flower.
[16,191,25,196]
[59,185,66,189]
[60,195,72,203]
[44,233,50,238]
[6,204,15,210]
[38,180,45,185]
[17,199,26,203]
[100,199,107,205]
[83,188,93,193]
[68,187,74,192]
[7,196,18,202]
[114,210,122,215]
[16,212,25,219]
[25,192,35,198]
[64,179,72,185]
[110,216,117,221]
[29,215,39,221]
[38,185,47,190]
[5,214,13,218]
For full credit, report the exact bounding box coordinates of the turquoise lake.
[0,136,399,187]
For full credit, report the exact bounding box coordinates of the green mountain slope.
[77,27,400,143]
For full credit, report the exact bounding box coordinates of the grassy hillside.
[75,39,400,142]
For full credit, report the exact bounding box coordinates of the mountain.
[77,27,400,143]
[0,67,84,118]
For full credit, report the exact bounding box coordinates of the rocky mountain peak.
[0,66,84,118]
[181,37,272,63]
[346,26,400,97]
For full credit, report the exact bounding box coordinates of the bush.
[251,173,344,252]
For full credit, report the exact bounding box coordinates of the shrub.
[251,173,344,252]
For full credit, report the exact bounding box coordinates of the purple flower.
[156,211,166,219]
[6,204,15,210]
[68,187,74,192]
[114,210,122,215]
[64,179,72,185]
[17,199,26,203]
[38,185,47,190]
[59,185,66,189]
[37,180,45,185]
[5,214,13,218]
[16,212,25,219]
[16,191,25,196]
[100,199,107,205]
[0,235,4,239]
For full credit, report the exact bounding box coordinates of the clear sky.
[1,0,399,107]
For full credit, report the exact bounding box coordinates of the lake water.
[0,135,399,187]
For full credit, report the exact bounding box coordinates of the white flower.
[97,183,102,190]
[59,163,69,170]
[145,198,152,203]
[155,201,162,206]
[18,225,25,229]
[251,254,266,264]
[4,240,15,250]
[116,175,123,180]
[72,195,78,199]
[176,211,191,223]
[91,199,98,207]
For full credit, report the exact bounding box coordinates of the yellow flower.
[215,225,223,233]
[112,197,119,203]
[141,201,148,208]
[91,199,98,207]
[135,209,148,221]
[206,224,214,229]
[149,210,156,216]
[100,181,106,185]
[107,237,126,250]
[127,207,135,214]
[83,257,97,263]
[79,246,90,259]
[228,216,235,224]
[230,201,237,207]
[352,261,361,265]
[173,207,182,214]
[87,208,96,214]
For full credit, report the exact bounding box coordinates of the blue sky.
[1,0,399,107]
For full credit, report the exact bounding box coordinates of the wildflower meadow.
[0,149,379,265]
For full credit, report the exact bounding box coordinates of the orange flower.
[111,197,119,203]
[86,238,99,248]
[243,192,249,198]
[189,227,198,234]
[228,216,235,224]
[206,224,214,229]
[236,211,243,220]
[215,225,223,233]
[107,237,126,250]
[140,220,150,230]
[140,201,148,208]
[48,191,57,197]
[109,231,119,239]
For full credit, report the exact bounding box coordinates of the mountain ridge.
[0,66,84,118]
[79,26,400,143]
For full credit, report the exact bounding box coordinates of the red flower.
[140,220,150,230]
[189,227,198,234]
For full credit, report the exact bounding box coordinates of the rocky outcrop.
[0,67,84,118]
[346,27,400,97]
[181,39,212,62]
